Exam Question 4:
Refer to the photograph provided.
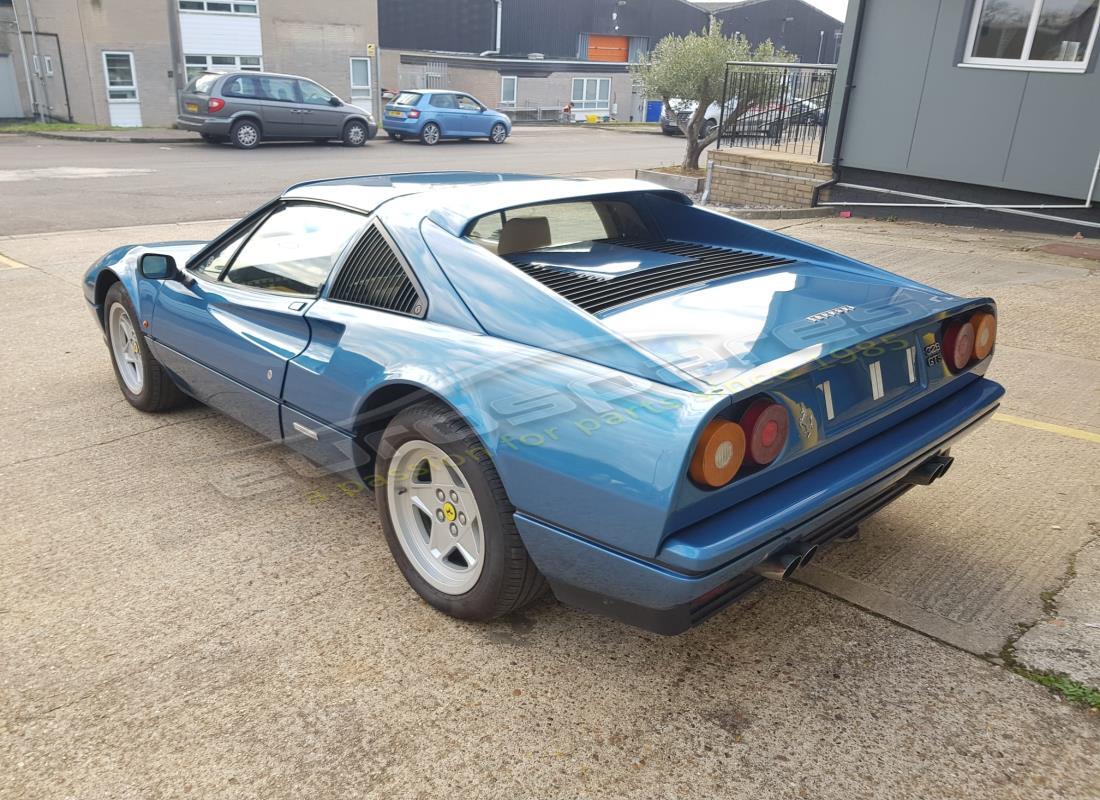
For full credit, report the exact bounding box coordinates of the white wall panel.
[179,13,263,56]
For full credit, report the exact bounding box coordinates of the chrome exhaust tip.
[789,542,819,568]
[903,454,954,486]
[751,552,802,581]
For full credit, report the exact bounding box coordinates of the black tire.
[419,122,441,146]
[489,122,508,144]
[230,118,261,149]
[103,282,189,413]
[375,401,547,621]
[387,131,404,141]
[199,132,223,144]
[342,119,368,147]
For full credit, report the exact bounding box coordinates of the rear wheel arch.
[354,382,470,472]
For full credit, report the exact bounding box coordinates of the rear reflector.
[208,97,225,113]
[689,419,746,488]
[740,398,788,466]
[942,319,976,372]
[971,312,996,360]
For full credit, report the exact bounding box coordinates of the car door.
[296,79,345,138]
[147,202,370,440]
[454,94,489,136]
[257,75,302,138]
[426,92,459,135]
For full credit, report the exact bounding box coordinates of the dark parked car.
[177,70,378,149]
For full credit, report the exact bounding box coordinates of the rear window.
[394,92,421,106]
[467,199,651,255]
[186,73,220,96]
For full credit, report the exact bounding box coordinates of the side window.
[222,76,259,98]
[190,224,257,279]
[299,80,334,106]
[259,77,298,103]
[224,204,367,295]
[328,224,425,316]
[456,95,482,111]
[429,93,456,109]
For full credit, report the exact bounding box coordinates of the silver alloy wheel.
[386,440,485,594]
[108,303,144,394]
[422,123,440,144]
[346,122,366,145]
[491,123,507,143]
[236,123,259,147]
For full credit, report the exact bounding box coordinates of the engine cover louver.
[329,224,424,316]
[508,240,794,314]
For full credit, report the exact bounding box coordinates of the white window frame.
[102,51,139,103]
[184,54,262,81]
[177,0,259,15]
[349,57,372,101]
[500,75,517,107]
[571,77,610,110]
[962,0,1100,72]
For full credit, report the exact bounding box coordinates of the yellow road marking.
[994,413,1100,444]
[0,252,29,270]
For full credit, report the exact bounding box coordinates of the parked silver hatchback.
[177,70,378,149]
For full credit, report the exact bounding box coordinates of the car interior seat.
[497,217,551,256]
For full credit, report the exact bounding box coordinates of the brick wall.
[706,150,833,208]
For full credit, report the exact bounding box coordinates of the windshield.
[186,73,219,96]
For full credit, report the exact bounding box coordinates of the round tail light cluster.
[689,397,789,489]
[942,310,996,372]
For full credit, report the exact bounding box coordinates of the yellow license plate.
[185,102,198,113]
[387,110,403,117]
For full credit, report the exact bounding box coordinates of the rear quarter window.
[186,73,219,96]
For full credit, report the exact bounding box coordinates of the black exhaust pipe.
[903,454,954,486]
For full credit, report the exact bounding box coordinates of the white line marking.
[0,167,155,183]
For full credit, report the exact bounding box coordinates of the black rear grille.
[508,240,793,314]
[329,224,424,316]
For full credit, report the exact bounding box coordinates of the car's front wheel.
[103,283,188,413]
[342,120,368,147]
[230,119,261,149]
[376,401,547,621]
[419,122,441,145]
[489,122,508,144]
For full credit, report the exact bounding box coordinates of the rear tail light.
[207,97,225,113]
[689,419,745,488]
[740,398,789,466]
[971,311,997,360]
[941,318,975,372]
[408,109,420,118]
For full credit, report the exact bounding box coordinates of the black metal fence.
[717,61,837,160]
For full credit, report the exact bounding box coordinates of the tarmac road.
[1,131,1098,799]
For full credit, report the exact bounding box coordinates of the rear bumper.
[176,115,231,135]
[381,116,421,134]
[515,377,1004,635]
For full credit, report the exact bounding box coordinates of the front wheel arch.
[93,269,122,327]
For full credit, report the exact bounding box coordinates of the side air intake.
[508,240,794,314]
[329,223,425,316]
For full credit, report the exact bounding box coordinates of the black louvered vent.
[508,240,794,314]
[329,225,423,315]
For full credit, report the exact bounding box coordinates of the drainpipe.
[23,0,47,121]
[8,4,37,120]
[479,0,503,57]
[812,0,867,206]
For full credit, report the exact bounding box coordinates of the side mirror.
[329,96,342,107]
[140,253,179,280]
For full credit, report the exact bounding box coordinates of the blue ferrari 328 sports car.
[84,172,1003,634]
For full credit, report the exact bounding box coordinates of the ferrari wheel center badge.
[442,502,457,522]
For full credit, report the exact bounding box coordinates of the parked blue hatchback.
[383,89,512,145]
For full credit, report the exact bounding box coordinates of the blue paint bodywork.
[84,171,1004,633]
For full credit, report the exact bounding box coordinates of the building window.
[184,54,262,81]
[500,75,517,106]
[103,52,138,101]
[964,0,1100,71]
[571,77,610,110]
[350,57,372,101]
[178,1,258,14]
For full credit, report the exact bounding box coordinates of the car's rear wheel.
[489,122,507,144]
[376,401,547,621]
[387,131,404,141]
[104,283,189,413]
[342,120,368,147]
[419,122,441,145]
[230,119,261,149]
